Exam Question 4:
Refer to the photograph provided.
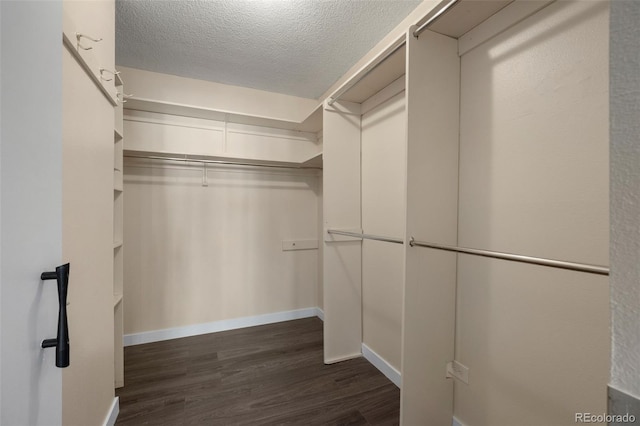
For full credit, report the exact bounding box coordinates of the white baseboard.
[453,416,465,426]
[361,343,401,388]
[316,307,325,321]
[124,307,321,346]
[103,397,119,426]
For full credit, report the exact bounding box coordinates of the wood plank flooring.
[116,317,400,425]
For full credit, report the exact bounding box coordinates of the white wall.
[610,0,640,402]
[361,90,406,372]
[123,162,320,335]
[454,1,609,425]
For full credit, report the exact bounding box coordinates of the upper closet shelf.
[301,152,323,168]
[125,98,323,134]
[327,0,517,106]
[337,43,406,105]
[427,0,514,38]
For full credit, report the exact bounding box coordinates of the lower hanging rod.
[409,238,609,276]
[327,229,404,245]
[124,154,322,171]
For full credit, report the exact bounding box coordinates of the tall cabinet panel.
[401,28,460,425]
[322,101,363,363]
[62,46,115,426]
[114,74,125,388]
[62,0,118,423]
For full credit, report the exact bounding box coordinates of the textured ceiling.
[115,0,421,99]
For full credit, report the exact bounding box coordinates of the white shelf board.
[340,44,407,104]
[301,152,323,168]
[330,0,516,106]
[428,0,515,38]
[125,98,323,133]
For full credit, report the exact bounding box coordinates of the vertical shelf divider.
[113,72,124,389]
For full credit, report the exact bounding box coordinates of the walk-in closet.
[2,1,638,425]
[324,1,610,424]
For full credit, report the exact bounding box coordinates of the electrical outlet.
[446,360,469,384]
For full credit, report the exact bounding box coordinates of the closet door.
[0,2,65,424]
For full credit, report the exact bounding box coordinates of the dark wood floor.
[116,317,400,425]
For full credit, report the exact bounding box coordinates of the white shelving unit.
[113,72,124,389]
[123,99,323,169]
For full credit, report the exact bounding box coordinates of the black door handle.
[40,263,70,368]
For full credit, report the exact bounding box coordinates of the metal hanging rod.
[326,0,459,106]
[409,238,609,276]
[124,154,322,171]
[327,229,404,245]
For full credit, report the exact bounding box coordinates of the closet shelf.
[301,152,323,168]
[125,98,323,134]
[113,241,123,250]
[124,150,323,170]
[338,44,406,104]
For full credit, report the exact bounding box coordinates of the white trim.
[124,308,319,346]
[361,343,402,388]
[103,397,119,426]
[315,307,325,321]
[452,416,466,426]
